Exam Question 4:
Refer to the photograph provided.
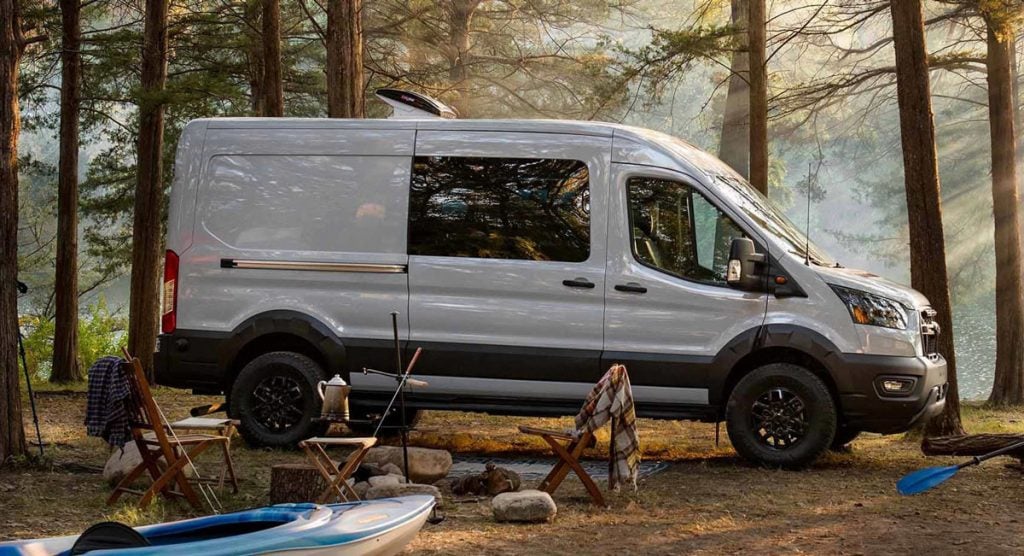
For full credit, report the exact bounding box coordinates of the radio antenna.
[804,161,812,267]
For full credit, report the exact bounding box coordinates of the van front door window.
[627,176,744,286]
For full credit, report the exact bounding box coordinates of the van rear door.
[406,131,611,402]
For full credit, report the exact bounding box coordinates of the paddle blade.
[897,465,960,495]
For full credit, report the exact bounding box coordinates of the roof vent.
[375,88,458,119]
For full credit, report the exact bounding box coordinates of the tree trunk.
[747,0,768,195]
[261,0,284,117]
[128,0,169,379]
[922,433,1024,459]
[245,0,265,115]
[52,0,83,384]
[719,0,750,180]
[269,463,332,503]
[447,0,479,118]
[0,0,27,462]
[986,20,1024,406]
[889,0,963,436]
[1012,33,1021,175]
[326,0,364,118]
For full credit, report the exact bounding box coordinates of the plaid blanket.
[574,364,640,491]
[84,356,131,448]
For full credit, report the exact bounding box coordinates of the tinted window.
[202,155,408,254]
[409,156,590,262]
[628,176,744,285]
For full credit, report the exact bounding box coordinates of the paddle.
[897,438,1024,495]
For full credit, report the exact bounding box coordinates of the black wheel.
[830,425,861,450]
[230,351,328,447]
[346,403,422,437]
[725,363,836,469]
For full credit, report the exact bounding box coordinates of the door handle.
[614,283,647,294]
[562,278,596,289]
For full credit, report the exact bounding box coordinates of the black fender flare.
[220,310,347,382]
[708,324,846,406]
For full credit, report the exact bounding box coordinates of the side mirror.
[727,237,766,291]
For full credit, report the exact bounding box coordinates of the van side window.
[409,156,590,262]
[627,176,744,285]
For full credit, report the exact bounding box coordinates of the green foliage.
[21,297,127,382]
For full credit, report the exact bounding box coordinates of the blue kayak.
[0,495,435,556]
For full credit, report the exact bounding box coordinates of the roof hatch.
[375,88,458,120]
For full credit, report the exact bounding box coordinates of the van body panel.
[166,120,209,254]
[176,127,415,350]
[404,131,610,392]
[766,254,923,357]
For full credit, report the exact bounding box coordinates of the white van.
[155,94,947,467]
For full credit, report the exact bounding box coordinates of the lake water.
[953,298,997,401]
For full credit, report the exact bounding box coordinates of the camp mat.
[449,455,669,480]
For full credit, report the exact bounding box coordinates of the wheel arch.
[220,310,346,391]
[712,324,845,420]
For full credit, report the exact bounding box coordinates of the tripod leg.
[17,330,44,457]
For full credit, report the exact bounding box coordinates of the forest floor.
[2,386,1024,555]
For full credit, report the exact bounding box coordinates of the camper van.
[154,91,947,467]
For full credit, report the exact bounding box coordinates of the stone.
[363,446,452,483]
[103,443,193,488]
[492,490,557,523]
[381,462,404,477]
[368,473,405,488]
[353,481,370,498]
[365,483,443,506]
[358,462,387,478]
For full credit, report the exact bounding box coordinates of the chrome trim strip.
[224,259,407,273]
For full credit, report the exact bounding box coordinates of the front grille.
[920,307,939,358]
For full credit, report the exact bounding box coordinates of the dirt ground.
[2,386,1024,555]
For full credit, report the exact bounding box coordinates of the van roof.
[202,117,630,136]
[193,117,743,183]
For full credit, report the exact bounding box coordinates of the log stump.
[922,434,1024,459]
[270,463,332,504]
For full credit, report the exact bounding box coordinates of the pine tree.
[889,0,963,436]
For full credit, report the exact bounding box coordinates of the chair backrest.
[121,348,178,463]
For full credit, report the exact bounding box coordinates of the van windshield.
[710,173,835,267]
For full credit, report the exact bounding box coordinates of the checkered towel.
[574,364,640,491]
[84,356,131,448]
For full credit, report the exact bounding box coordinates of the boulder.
[363,446,452,483]
[368,473,406,488]
[353,481,370,498]
[381,462,404,477]
[492,490,557,523]
[365,483,443,506]
[358,462,387,478]
[103,444,193,487]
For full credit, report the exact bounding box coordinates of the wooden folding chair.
[107,349,238,510]
[299,437,378,503]
[519,425,606,507]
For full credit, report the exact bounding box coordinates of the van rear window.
[201,155,409,254]
[408,156,590,262]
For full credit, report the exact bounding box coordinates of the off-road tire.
[726,363,837,469]
[230,351,328,447]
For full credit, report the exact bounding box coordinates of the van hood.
[813,266,930,309]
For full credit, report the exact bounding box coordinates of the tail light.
[162,250,179,333]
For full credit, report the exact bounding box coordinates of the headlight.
[829,284,909,330]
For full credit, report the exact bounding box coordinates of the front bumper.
[836,352,948,434]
